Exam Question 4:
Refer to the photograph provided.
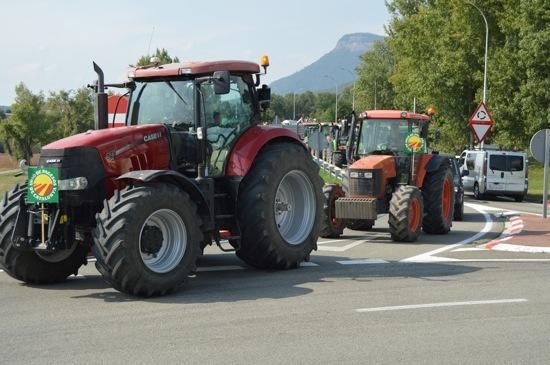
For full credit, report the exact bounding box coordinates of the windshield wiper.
[165,81,188,105]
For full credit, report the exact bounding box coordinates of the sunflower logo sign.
[404,133,426,153]
[28,167,59,203]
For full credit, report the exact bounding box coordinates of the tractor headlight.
[58,177,88,191]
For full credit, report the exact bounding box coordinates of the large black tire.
[0,183,88,284]
[92,184,202,297]
[388,185,423,242]
[320,184,345,238]
[345,219,374,231]
[333,151,346,168]
[454,200,464,221]
[237,143,324,269]
[422,167,454,234]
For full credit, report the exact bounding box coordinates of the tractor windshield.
[357,119,410,155]
[128,80,194,127]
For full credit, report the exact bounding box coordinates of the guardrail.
[312,155,344,180]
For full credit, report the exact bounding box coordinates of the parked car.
[458,148,528,202]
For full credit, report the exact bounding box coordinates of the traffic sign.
[530,129,550,165]
[468,102,494,143]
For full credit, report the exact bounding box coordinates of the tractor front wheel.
[388,185,423,242]
[0,183,88,284]
[237,143,323,269]
[320,184,345,238]
[422,167,454,234]
[92,184,202,297]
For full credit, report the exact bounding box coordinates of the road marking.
[485,244,550,254]
[318,239,372,252]
[401,203,493,263]
[355,298,528,313]
[300,261,319,267]
[336,259,389,265]
[318,237,367,245]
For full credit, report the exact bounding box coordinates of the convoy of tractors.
[0,56,454,297]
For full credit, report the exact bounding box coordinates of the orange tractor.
[321,110,454,242]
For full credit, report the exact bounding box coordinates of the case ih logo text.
[27,167,59,203]
[144,132,162,142]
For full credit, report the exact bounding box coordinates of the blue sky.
[0,0,389,104]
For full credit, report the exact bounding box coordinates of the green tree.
[136,48,180,66]
[45,87,94,139]
[0,83,48,162]
[356,39,396,111]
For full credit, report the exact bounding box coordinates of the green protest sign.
[27,167,59,203]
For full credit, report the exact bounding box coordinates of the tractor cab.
[353,110,430,184]
[123,60,271,178]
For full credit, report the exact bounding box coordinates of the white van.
[458,149,528,201]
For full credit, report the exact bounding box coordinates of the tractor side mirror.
[258,84,271,110]
[213,71,230,95]
[461,169,469,177]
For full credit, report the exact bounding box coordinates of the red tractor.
[0,57,323,296]
[321,110,454,242]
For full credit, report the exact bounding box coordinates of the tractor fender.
[116,170,211,220]
[415,154,450,187]
[225,126,304,176]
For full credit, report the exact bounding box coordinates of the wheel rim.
[442,178,452,219]
[274,170,316,245]
[408,197,421,231]
[139,209,187,274]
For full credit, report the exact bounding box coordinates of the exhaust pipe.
[346,111,357,165]
[93,62,108,130]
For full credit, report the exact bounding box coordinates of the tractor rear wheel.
[422,167,454,234]
[320,184,345,238]
[388,185,423,242]
[0,183,88,284]
[92,184,202,297]
[237,143,323,269]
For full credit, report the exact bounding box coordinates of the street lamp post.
[293,92,296,120]
[466,1,489,104]
[340,68,356,111]
[324,75,338,123]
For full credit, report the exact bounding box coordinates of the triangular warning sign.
[469,102,494,124]
[470,124,492,143]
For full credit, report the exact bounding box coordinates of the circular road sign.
[530,129,550,164]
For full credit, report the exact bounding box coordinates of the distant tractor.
[320,110,454,242]
[0,56,324,297]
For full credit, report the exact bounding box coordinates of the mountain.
[270,32,384,95]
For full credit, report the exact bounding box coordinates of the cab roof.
[359,110,431,121]
[128,60,260,79]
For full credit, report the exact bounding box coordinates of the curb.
[484,215,550,253]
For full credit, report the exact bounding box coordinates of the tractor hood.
[349,155,396,173]
[42,124,171,177]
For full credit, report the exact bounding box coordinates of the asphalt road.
[1,196,549,364]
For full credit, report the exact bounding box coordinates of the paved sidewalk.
[485,214,550,253]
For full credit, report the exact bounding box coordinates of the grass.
[319,169,342,185]
[527,160,548,202]
[0,170,25,196]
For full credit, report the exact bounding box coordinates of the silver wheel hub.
[139,209,187,274]
[274,170,316,245]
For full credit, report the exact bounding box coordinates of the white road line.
[337,259,389,265]
[355,298,528,313]
[318,237,369,245]
[318,239,373,252]
[401,203,493,263]
[300,262,319,267]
